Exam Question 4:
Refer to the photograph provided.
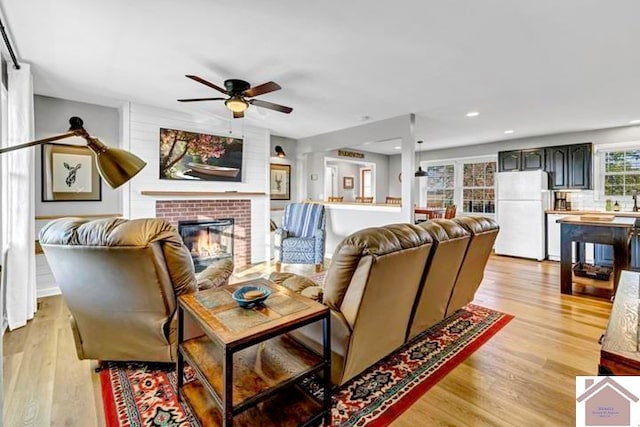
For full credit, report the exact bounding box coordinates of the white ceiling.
[349,139,403,156]
[4,0,640,150]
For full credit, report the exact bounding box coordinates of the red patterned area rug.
[100,304,512,427]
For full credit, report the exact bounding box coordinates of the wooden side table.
[177,278,331,426]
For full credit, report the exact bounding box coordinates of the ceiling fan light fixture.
[225,96,249,113]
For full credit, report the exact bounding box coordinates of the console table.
[176,278,331,426]
[558,216,635,295]
[600,270,640,375]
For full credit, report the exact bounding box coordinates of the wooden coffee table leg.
[177,307,184,390]
[223,349,233,426]
[322,313,332,425]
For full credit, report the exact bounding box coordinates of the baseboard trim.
[37,286,61,298]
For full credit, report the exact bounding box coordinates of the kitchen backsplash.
[558,190,638,211]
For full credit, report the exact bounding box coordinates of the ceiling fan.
[178,75,293,118]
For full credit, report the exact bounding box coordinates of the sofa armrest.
[269,272,318,293]
[196,258,234,290]
[314,229,326,264]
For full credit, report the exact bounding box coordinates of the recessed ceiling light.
[466,111,480,117]
[394,146,401,150]
[504,130,515,134]
[630,119,640,124]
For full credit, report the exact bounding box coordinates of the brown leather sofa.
[270,217,499,385]
[39,217,234,363]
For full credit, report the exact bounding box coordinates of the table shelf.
[180,334,324,408]
[181,378,323,427]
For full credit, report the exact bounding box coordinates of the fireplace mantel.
[140,191,266,197]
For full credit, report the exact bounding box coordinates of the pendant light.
[415,140,427,177]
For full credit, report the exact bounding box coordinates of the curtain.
[2,63,36,330]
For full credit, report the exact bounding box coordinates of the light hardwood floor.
[3,255,611,426]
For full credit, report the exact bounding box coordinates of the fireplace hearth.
[178,219,234,272]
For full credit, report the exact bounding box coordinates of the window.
[603,149,640,196]
[462,161,496,213]
[425,164,454,208]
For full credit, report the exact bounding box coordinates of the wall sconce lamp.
[0,117,146,189]
[275,145,286,158]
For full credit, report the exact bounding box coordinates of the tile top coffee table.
[176,278,331,427]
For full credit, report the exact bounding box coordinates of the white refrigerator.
[494,170,549,261]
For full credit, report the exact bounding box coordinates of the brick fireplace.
[156,199,251,267]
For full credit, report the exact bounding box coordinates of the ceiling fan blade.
[233,110,244,119]
[243,81,281,98]
[249,99,293,114]
[177,97,226,102]
[185,75,228,94]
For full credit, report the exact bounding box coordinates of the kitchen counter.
[557,216,635,296]
[556,216,637,227]
[546,209,640,218]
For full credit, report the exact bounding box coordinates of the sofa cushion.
[322,223,433,311]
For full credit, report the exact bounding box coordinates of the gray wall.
[306,149,390,202]
[421,125,640,161]
[34,95,122,218]
[388,154,401,197]
[270,135,298,208]
[326,160,360,201]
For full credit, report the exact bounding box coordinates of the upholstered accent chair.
[39,217,234,363]
[274,203,326,272]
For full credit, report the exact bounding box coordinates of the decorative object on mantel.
[159,128,243,182]
[270,164,291,200]
[274,145,286,158]
[343,176,354,189]
[415,140,427,177]
[338,149,365,159]
[0,116,146,189]
[177,75,293,119]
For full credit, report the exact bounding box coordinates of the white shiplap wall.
[122,103,271,263]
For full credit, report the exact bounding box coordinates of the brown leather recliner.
[408,219,471,340]
[39,217,234,363]
[271,223,434,385]
[446,216,499,316]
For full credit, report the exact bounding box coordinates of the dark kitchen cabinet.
[522,148,545,171]
[594,244,614,267]
[498,150,521,172]
[544,143,592,190]
[568,143,592,189]
[545,146,569,189]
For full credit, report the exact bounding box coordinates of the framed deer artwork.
[270,163,290,200]
[41,143,102,201]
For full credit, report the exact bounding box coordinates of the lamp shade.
[415,166,428,177]
[88,139,147,189]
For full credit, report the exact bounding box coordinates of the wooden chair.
[444,205,457,219]
[385,196,402,205]
[356,196,374,203]
[327,196,344,202]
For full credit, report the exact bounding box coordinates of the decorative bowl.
[231,285,271,308]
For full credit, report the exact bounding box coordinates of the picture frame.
[343,176,354,190]
[270,164,291,200]
[41,143,102,202]
[159,128,244,182]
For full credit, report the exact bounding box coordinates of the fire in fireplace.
[178,219,234,272]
